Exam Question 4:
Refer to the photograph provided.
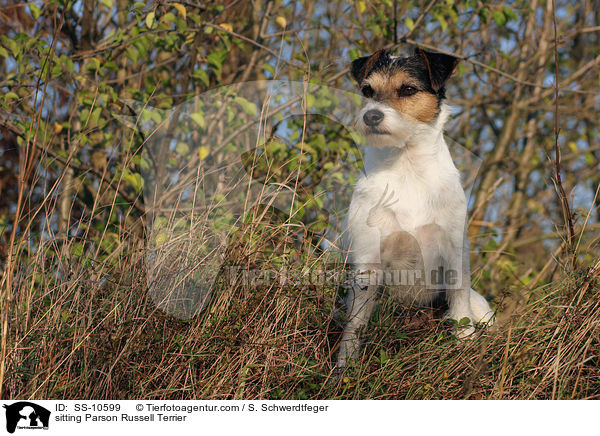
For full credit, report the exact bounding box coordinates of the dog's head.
[351,49,459,147]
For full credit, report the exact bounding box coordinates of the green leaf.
[262,63,275,76]
[72,242,84,257]
[404,17,415,31]
[198,146,209,160]
[29,4,42,19]
[379,349,389,364]
[175,142,189,155]
[126,47,139,63]
[145,11,155,29]
[84,57,101,72]
[435,13,448,30]
[502,6,518,21]
[492,11,506,26]
[139,156,150,171]
[192,68,209,86]
[305,93,315,108]
[124,171,144,193]
[348,48,362,61]
[267,140,285,154]
[292,52,306,62]
[478,7,490,24]
[4,38,19,57]
[0,46,8,58]
[60,55,74,74]
[234,96,258,116]
[161,12,176,23]
[584,153,595,166]
[140,108,163,124]
[172,2,186,19]
[207,50,227,78]
[190,112,206,129]
[60,310,71,323]
[90,107,102,125]
[51,62,62,78]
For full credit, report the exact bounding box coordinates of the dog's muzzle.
[363,109,384,127]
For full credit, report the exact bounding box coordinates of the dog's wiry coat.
[338,49,494,368]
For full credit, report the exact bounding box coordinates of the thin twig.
[551,0,576,269]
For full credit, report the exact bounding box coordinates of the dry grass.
[3,212,599,400]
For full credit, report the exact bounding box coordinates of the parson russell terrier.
[337,49,494,368]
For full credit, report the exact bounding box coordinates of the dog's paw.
[454,321,476,339]
[475,311,495,327]
[470,288,495,327]
[445,312,476,339]
[336,336,362,372]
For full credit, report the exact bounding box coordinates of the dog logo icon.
[2,402,50,433]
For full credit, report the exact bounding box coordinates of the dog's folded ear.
[350,49,388,84]
[416,49,460,92]
[350,55,370,83]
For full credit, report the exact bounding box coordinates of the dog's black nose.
[363,109,384,126]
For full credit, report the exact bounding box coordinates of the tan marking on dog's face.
[363,70,440,123]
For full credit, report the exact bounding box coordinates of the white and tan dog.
[338,49,494,368]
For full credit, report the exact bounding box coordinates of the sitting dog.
[337,48,494,368]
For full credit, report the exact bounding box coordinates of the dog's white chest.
[344,141,466,268]
[357,175,432,228]
[354,154,459,230]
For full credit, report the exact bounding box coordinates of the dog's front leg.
[444,226,479,337]
[337,273,378,369]
[415,223,477,337]
[446,288,476,337]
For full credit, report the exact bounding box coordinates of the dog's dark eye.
[361,85,374,98]
[397,85,418,97]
